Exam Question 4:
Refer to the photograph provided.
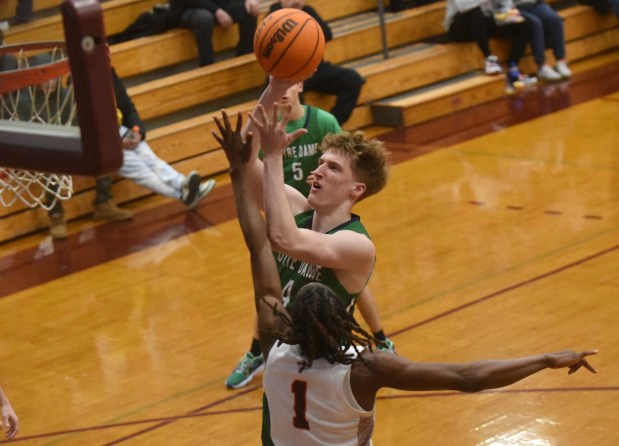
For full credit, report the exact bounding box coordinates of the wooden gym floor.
[1,56,618,445]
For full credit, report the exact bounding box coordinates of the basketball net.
[0,43,75,210]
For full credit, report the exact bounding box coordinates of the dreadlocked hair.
[320,130,390,200]
[263,283,377,373]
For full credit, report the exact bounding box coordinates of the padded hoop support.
[0,0,122,176]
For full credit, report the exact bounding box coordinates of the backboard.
[0,0,122,176]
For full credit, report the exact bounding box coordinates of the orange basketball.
[254,8,325,82]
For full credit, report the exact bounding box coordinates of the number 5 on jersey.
[292,161,304,181]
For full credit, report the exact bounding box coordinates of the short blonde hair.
[320,130,390,200]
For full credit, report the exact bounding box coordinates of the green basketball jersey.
[282,105,341,196]
[275,210,372,313]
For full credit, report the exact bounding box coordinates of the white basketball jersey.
[263,342,375,446]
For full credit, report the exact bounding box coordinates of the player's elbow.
[457,377,486,393]
[266,226,294,253]
[454,368,488,393]
[269,236,293,254]
[267,224,295,254]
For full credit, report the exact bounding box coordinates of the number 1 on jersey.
[291,379,310,430]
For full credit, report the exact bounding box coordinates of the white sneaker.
[555,60,572,79]
[537,64,562,82]
[181,171,201,205]
[508,65,538,88]
[186,179,216,210]
[484,55,503,75]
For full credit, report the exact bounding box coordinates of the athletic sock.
[250,338,262,357]
[373,330,386,341]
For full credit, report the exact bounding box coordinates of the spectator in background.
[0,384,18,440]
[268,0,365,126]
[391,0,437,10]
[514,0,571,81]
[168,0,260,67]
[444,0,537,88]
[0,30,17,70]
[12,0,33,25]
[40,62,216,239]
[579,0,619,18]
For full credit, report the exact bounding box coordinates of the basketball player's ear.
[298,82,304,93]
[351,182,366,200]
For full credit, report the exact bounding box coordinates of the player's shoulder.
[338,214,370,236]
[351,349,386,382]
[311,106,337,121]
[309,107,341,131]
[354,348,403,379]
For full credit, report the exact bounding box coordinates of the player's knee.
[187,9,215,31]
[341,69,365,92]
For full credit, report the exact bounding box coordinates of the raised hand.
[547,350,598,374]
[215,8,233,28]
[245,0,260,16]
[121,126,142,150]
[212,110,253,173]
[248,102,307,158]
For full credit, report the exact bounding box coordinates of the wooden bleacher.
[372,4,619,127]
[3,0,162,43]
[113,0,381,78]
[126,3,446,121]
[0,0,62,21]
[1,0,618,243]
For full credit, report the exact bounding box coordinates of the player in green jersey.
[223,80,394,390]
[213,101,389,444]
[275,82,341,197]
[217,110,597,446]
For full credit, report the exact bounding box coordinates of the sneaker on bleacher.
[537,64,562,82]
[181,171,201,206]
[484,55,503,75]
[185,179,216,210]
[555,60,572,79]
[49,213,68,239]
[93,200,133,221]
[508,65,537,89]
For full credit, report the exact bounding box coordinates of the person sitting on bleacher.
[268,0,365,126]
[102,68,217,212]
[0,31,17,71]
[514,0,571,81]
[579,0,619,18]
[168,0,260,66]
[11,0,33,25]
[444,0,537,88]
[390,0,438,11]
[38,61,216,239]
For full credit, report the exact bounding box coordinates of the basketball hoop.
[0,0,123,210]
[0,167,72,210]
[0,41,75,209]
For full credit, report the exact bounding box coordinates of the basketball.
[254,8,325,82]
